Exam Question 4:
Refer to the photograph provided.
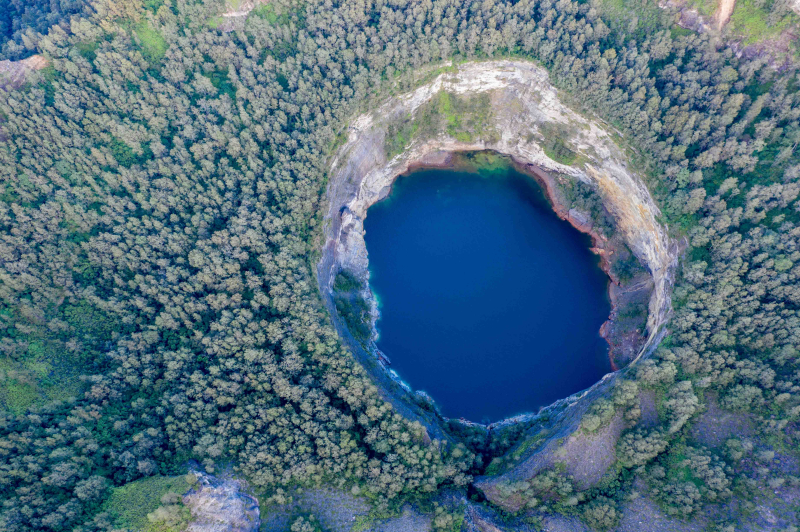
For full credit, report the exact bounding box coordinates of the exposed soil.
[0,54,48,91]
[618,493,706,532]
[638,389,659,427]
[689,394,755,448]
[183,470,260,532]
[715,0,737,30]
[661,0,799,69]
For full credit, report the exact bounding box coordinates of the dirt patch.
[0,55,48,90]
[259,488,434,532]
[294,489,370,532]
[689,395,755,448]
[377,507,432,532]
[558,413,625,489]
[216,0,269,32]
[222,0,265,17]
[715,0,736,30]
[538,516,590,532]
[618,494,706,532]
[660,0,799,68]
[638,390,659,427]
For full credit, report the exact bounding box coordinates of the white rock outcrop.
[183,471,260,532]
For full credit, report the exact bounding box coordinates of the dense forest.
[0,0,798,530]
[0,0,91,61]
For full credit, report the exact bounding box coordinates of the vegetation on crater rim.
[0,0,799,529]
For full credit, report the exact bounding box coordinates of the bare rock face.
[217,0,270,32]
[183,471,260,532]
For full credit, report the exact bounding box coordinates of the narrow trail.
[716,0,737,30]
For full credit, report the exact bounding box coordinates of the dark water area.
[364,160,612,422]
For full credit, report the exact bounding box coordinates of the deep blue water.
[364,162,612,422]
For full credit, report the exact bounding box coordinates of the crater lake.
[364,157,613,422]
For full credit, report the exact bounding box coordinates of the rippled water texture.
[364,161,612,422]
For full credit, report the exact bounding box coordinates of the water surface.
[364,161,611,422]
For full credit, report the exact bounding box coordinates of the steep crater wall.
[316,60,680,485]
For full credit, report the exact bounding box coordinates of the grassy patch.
[227,0,244,11]
[329,129,348,154]
[483,457,505,476]
[398,90,498,150]
[333,270,364,292]
[64,303,116,343]
[143,0,166,13]
[103,475,196,531]
[538,122,579,166]
[685,0,717,18]
[0,371,39,414]
[135,21,167,64]
[250,2,306,27]
[332,271,372,343]
[0,301,121,414]
[434,91,496,142]
[252,3,284,24]
[350,503,401,532]
[385,114,418,159]
[334,294,372,343]
[0,344,82,414]
[596,0,672,38]
[511,434,543,461]
[728,0,795,44]
[76,41,98,62]
[542,136,577,165]
[109,137,152,168]
[610,245,647,284]
[208,68,236,99]
[39,65,59,106]
[459,151,508,173]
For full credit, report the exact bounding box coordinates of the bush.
[617,428,668,467]
[582,496,619,531]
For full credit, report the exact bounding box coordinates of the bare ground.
[715,0,737,30]
[638,390,659,427]
[557,413,625,490]
[0,55,48,90]
[618,495,706,532]
[259,488,434,532]
[689,395,754,448]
